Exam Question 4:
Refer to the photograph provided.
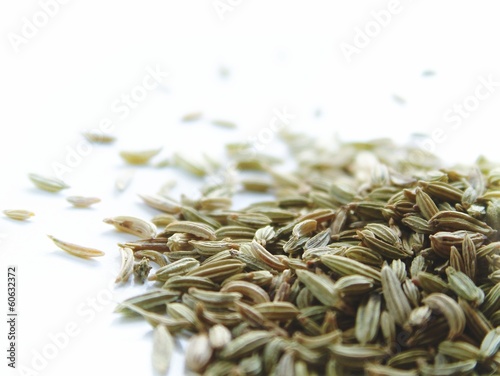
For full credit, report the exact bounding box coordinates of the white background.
[1,1,500,375]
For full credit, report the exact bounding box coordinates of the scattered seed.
[48,235,105,258]
[3,209,34,220]
[119,148,161,165]
[82,130,115,143]
[28,173,69,192]
[66,196,101,208]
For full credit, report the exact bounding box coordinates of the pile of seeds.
[111,134,500,375]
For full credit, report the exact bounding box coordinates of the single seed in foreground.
[47,235,105,258]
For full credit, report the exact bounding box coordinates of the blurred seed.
[118,303,190,331]
[186,333,213,373]
[82,130,115,143]
[181,111,202,122]
[406,306,432,329]
[115,290,180,315]
[152,325,173,375]
[479,327,500,358]
[438,340,482,361]
[66,196,101,208]
[172,153,208,176]
[3,209,34,220]
[422,293,465,340]
[365,364,418,376]
[151,214,177,226]
[115,169,134,191]
[28,173,69,192]
[139,194,182,214]
[355,294,381,344]
[209,324,232,350]
[416,272,449,294]
[329,344,389,369]
[419,359,476,376]
[219,331,272,360]
[211,119,236,128]
[120,147,161,165]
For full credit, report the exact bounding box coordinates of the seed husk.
[133,257,152,283]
